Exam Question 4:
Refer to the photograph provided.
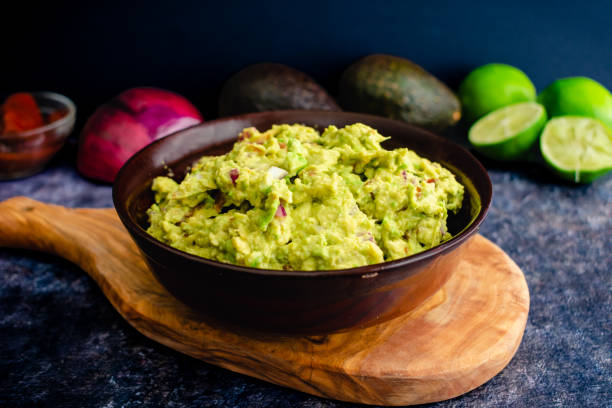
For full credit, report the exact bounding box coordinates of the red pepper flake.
[2,93,44,134]
[279,142,287,149]
[229,168,239,185]
[427,178,436,183]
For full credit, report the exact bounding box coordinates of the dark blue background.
[3,1,611,121]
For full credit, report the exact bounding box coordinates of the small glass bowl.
[0,92,76,180]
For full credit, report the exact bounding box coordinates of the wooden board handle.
[1,197,77,253]
[0,196,152,319]
[0,196,122,273]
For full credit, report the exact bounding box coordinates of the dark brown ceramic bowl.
[113,111,491,335]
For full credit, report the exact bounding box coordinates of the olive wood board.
[0,197,529,406]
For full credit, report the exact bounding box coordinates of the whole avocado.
[339,54,461,130]
[219,63,341,116]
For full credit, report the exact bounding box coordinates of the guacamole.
[146,123,464,270]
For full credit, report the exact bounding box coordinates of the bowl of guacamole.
[146,123,465,270]
[113,111,491,334]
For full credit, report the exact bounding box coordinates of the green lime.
[468,102,547,161]
[540,116,612,183]
[537,77,612,129]
[459,63,536,123]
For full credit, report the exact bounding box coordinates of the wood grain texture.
[0,197,529,406]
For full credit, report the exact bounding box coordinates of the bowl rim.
[0,91,76,140]
[113,110,492,278]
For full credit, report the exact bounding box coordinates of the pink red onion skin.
[77,87,203,182]
[117,87,202,118]
[275,204,287,217]
[230,168,239,185]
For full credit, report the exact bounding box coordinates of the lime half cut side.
[468,101,547,161]
[540,116,612,183]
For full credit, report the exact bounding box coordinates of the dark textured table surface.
[1,145,611,408]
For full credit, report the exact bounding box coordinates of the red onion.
[275,204,287,217]
[358,231,375,242]
[238,130,250,140]
[229,168,239,185]
[267,166,288,180]
[77,87,203,182]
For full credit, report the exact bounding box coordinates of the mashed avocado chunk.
[146,123,464,270]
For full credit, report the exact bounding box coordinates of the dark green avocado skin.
[218,63,341,116]
[339,54,461,131]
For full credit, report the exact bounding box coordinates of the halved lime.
[540,116,612,183]
[468,101,547,161]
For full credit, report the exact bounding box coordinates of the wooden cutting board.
[0,197,529,406]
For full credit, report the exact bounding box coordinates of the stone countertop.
[1,149,610,407]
